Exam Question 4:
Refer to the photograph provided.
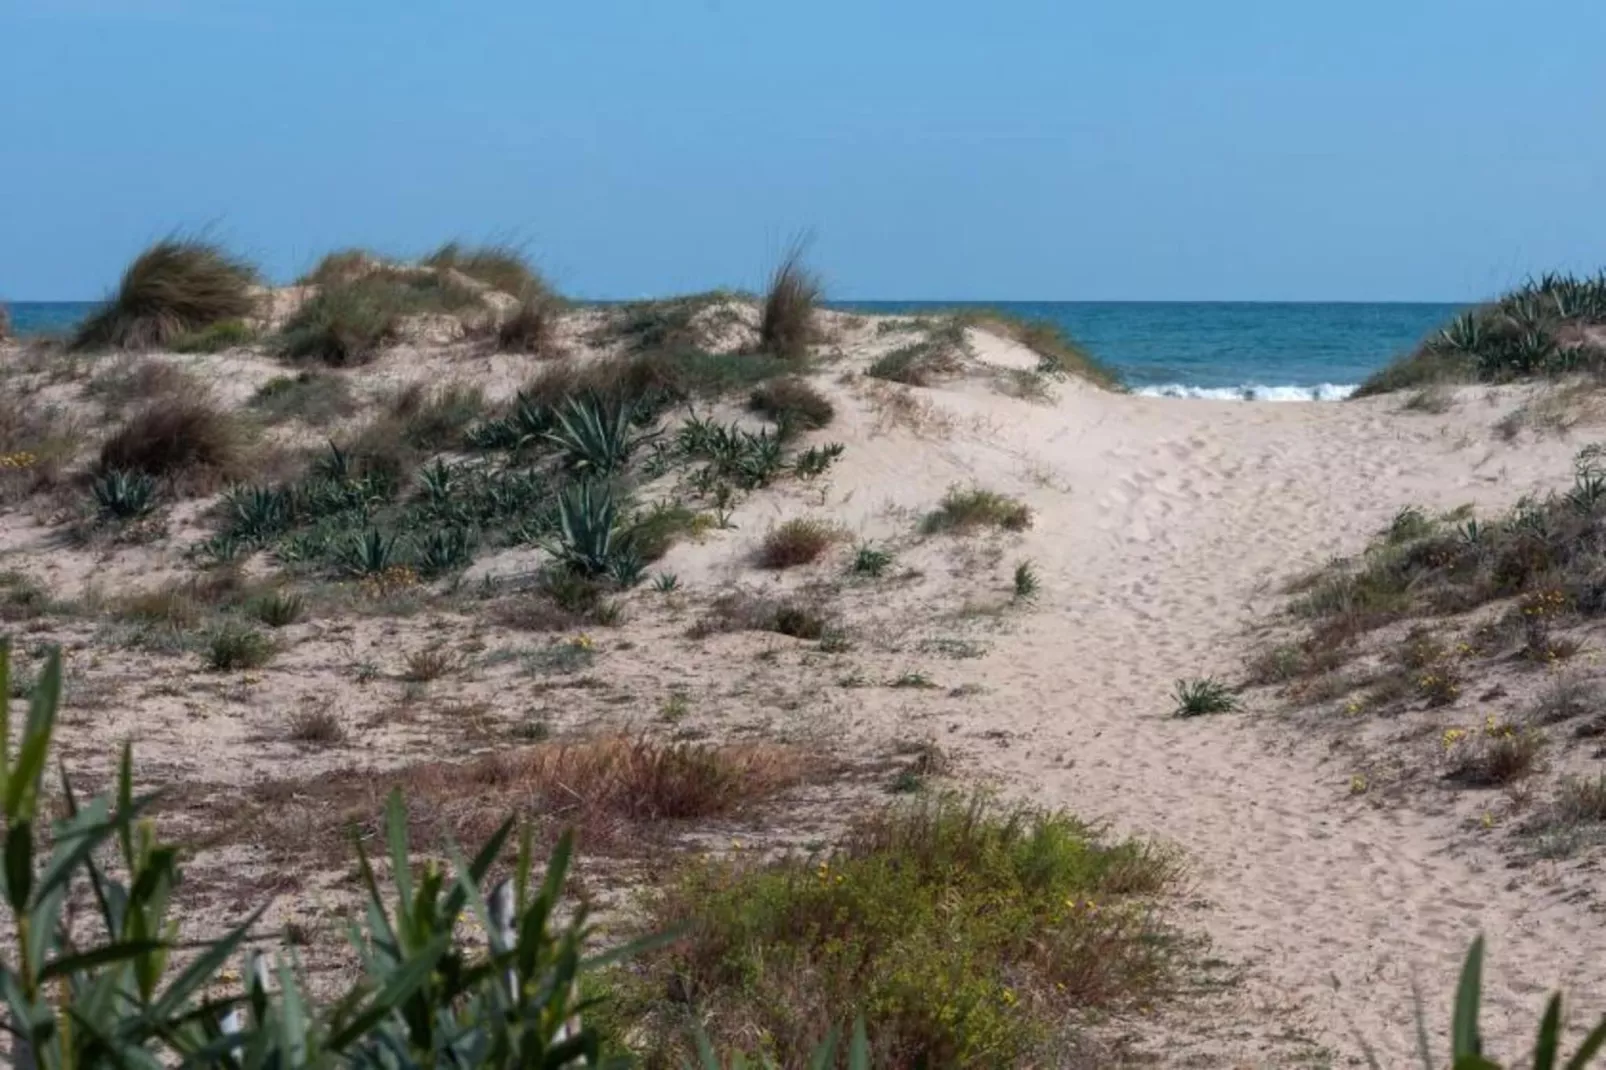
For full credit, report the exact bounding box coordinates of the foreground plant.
[1171,676,1238,717]
[72,238,259,351]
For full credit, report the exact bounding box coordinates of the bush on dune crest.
[71,239,259,352]
[964,310,1125,391]
[1356,271,1606,396]
[423,241,547,298]
[760,244,820,360]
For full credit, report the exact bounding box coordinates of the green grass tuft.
[760,244,820,360]
[921,486,1033,535]
[1171,677,1238,717]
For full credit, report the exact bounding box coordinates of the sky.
[3,0,1605,302]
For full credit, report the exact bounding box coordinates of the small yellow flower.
[1480,811,1494,829]
[1349,774,1368,795]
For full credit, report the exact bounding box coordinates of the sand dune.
[2,308,1602,1065]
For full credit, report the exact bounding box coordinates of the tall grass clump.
[609,793,1182,1067]
[72,238,259,351]
[97,398,242,483]
[749,377,835,432]
[756,518,842,569]
[279,268,482,366]
[498,293,561,354]
[760,245,820,360]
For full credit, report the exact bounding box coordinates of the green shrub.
[91,468,157,519]
[71,238,259,351]
[249,589,305,627]
[1012,560,1040,601]
[98,398,241,482]
[610,793,1180,1067]
[920,486,1033,535]
[205,623,275,670]
[868,321,967,386]
[852,543,894,577]
[1171,677,1238,717]
[280,269,481,366]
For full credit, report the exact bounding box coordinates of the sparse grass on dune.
[247,370,358,426]
[0,302,11,340]
[497,292,562,354]
[605,793,1182,1068]
[867,321,967,386]
[187,735,819,864]
[691,591,833,640]
[296,248,383,286]
[170,318,257,353]
[1356,271,1606,396]
[71,238,259,352]
[422,241,546,298]
[595,291,744,354]
[277,268,483,366]
[921,485,1033,535]
[963,310,1124,391]
[760,244,820,360]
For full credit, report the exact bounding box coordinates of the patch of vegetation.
[1172,677,1238,717]
[278,268,482,365]
[287,707,346,745]
[920,486,1033,535]
[90,469,157,520]
[749,377,835,433]
[607,793,1181,1067]
[1444,717,1543,787]
[247,369,358,426]
[70,238,259,351]
[388,380,486,451]
[204,623,275,670]
[170,318,256,353]
[691,592,833,640]
[1012,560,1040,601]
[594,291,743,354]
[867,320,967,386]
[497,292,561,354]
[422,241,545,297]
[851,543,894,578]
[1356,272,1606,395]
[248,589,304,628]
[0,571,62,623]
[760,245,820,360]
[963,311,1124,391]
[97,398,243,486]
[757,518,842,569]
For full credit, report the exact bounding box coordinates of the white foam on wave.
[1134,383,1358,402]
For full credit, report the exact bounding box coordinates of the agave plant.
[1434,313,1488,356]
[342,528,405,576]
[419,525,477,577]
[92,468,157,520]
[545,397,654,476]
[225,483,293,542]
[417,458,457,504]
[551,481,619,577]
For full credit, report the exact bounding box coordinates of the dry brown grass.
[0,395,84,505]
[748,377,835,432]
[97,398,244,487]
[287,708,347,746]
[422,242,544,298]
[401,646,457,682]
[756,518,843,569]
[496,294,561,355]
[85,358,198,416]
[690,591,834,640]
[185,736,821,864]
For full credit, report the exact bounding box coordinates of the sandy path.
[904,386,1604,1065]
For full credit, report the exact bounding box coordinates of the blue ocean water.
[8,299,1461,400]
[837,301,1463,400]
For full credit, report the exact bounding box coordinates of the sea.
[7,300,1461,402]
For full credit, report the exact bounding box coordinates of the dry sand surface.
[3,305,1605,1066]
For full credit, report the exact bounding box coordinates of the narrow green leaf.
[849,1018,870,1070]
[442,814,514,918]
[151,908,264,1020]
[1535,994,1563,1070]
[1564,1017,1606,1070]
[3,819,31,912]
[274,955,308,1061]
[0,639,12,806]
[5,651,61,823]
[325,934,449,1050]
[805,1025,840,1070]
[384,789,413,914]
[41,940,168,982]
[1452,937,1485,1059]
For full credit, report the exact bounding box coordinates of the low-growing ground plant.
[756,518,842,569]
[1172,677,1239,717]
[606,793,1181,1067]
[921,486,1033,535]
[288,706,347,745]
[403,646,458,682]
[91,468,157,519]
[749,377,835,432]
[205,622,275,670]
[1013,560,1040,601]
[247,369,359,426]
[867,322,967,386]
[249,589,305,627]
[1444,717,1544,787]
[852,543,894,577]
[71,238,259,351]
[691,592,832,640]
[170,318,256,353]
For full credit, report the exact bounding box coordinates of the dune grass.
[757,518,843,569]
[749,377,835,432]
[0,302,10,340]
[603,793,1182,1067]
[71,239,259,352]
[422,241,546,298]
[963,311,1124,391]
[760,245,820,360]
[497,292,561,354]
[97,398,243,484]
[247,370,358,426]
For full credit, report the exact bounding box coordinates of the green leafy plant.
[545,397,653,476]
[553,481,621,577]
[652,572,680,593]
[342,528,405,576]
[249,589,305,628]
[1171,677,1239,717]
[419,526,477,578]
[852,544,894,578]
[1012,560,1040,601]
[921,486,1033,535]
[205,623,275,670]
[91,468,157,519]
[793,442,845,480]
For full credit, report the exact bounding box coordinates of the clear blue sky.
[3,0,1604,302]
